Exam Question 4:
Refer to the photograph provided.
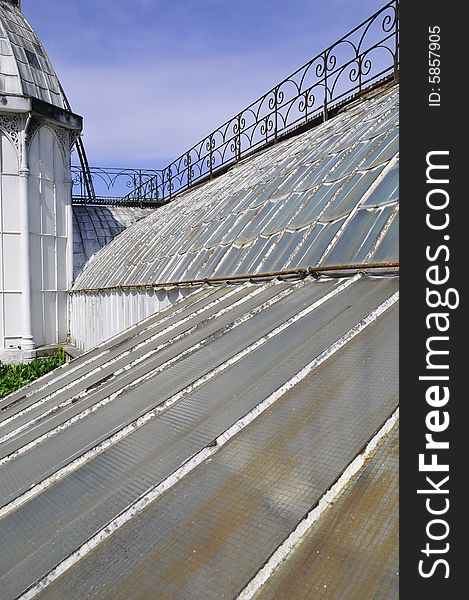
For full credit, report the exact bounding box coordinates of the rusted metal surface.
[1,277,395,507]
[254,423,399,600]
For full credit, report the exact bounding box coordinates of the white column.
[65,171,74,342]
[19,116,34,355]
[65,175,74,288]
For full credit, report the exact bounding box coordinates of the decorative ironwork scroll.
[73,0,398,206]
[71,166,163,207]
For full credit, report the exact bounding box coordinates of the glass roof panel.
[0,5,65,106]
[371,210,399,263]
[362,160,399,207]
[361,128,399,169]
[232,237,272,275]
[321,205,396,266]
[73,85,399,290]
[292,221,344,268]
[319,166,386,222]
[289,181,344,230]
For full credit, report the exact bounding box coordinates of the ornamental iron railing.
[72,0,399,206]
[71,166,162,207]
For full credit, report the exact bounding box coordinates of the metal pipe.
[70,262,399,295]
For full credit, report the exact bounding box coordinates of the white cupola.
[0,0,82,361]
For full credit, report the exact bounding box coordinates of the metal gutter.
[70,262,399,294]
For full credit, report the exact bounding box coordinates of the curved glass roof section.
[74,84,399,291]
[0,2,65,107]
[73,206,155,280]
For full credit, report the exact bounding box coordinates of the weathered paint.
[16,287,397,599]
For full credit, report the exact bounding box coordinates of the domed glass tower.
[0,0,82,361]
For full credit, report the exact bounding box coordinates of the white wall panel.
[56,183,67,237]
[4,292,21,338]
[70,288,191,351]
[1,132,18,174]
[42,291,57,343]
[57,237,68,291]
[28,133,40,177]
[1,174,20,230]
[29,233,42,291]
[54,141,67,183]
[31,290,44,347]
[41,178,55,235]
[24,125,71,348]
[38,126,54,181]
[2,233,21,290]
[0,131,20,350]
[57,292,68,342]
[28,174,41,234]
[0,294,3,344]
[42,235,56,291]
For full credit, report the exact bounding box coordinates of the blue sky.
[23,0,386,168]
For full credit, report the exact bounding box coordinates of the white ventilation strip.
[0,276,358,520]
[17,289,398,599]
[0,284,265,440]
[236,407,400,600]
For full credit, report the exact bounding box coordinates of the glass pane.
[205,245,231,276]
[211,245,244,276]
[266,230,304,272]
[233,237,272,275]
[289,181,343,230]
[249,235,281,274]
[361,128,398,169]
[188,248,212,279]
[294,221,345,267]
[319,165,385,222]
[322,205,395,266]
[271,164,310,199]
[294,154,340,192]
[285,223,329,269]
[263,192,309,235]
[235,201,280,244]
[216,213,245,245]
[371,210,399,263]
[362,161,399,206]
[326,136,385,181]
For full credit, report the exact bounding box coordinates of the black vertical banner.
[400,2,464,597]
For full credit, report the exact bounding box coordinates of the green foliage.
[0,346,66,400]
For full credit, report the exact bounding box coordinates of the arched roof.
[74,84,399,291]
[73,206,156,279]
[0,2,65,107]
